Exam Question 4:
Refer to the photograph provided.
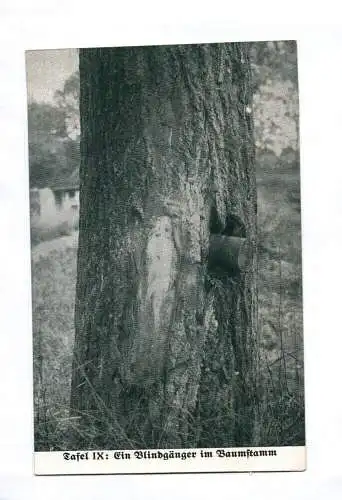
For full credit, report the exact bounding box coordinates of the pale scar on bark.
[125,195,203,385]
[144,214,177,331]
[140,197,192,327]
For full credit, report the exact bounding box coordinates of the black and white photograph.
[26,41,305,474]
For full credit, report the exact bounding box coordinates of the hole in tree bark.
[208,204,247,276]
[209,205,246,238]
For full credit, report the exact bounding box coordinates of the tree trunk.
[70,43,258,449]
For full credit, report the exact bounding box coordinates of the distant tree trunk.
[70,43,258,449]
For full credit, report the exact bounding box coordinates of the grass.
[32,244,77,450]
[256,149,304,446]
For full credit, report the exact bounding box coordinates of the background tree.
[28,72,80,189]
[28,101,69,188]
[54,71,80,140]
[70,43,258,449]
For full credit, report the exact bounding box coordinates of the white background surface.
[1,1,342,498]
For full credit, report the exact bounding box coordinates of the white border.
[1,1,342,499]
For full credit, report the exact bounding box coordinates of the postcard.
[26,40,305,474]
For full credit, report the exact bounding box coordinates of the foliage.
[31,218,79,247]
[54,71,80,140]
[250,40,298,86]
[28,102,68,188]
[28,73,80,189]
[251,41,299,157]
[253,80,299,156]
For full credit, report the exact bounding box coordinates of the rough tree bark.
[70,43,258,449]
